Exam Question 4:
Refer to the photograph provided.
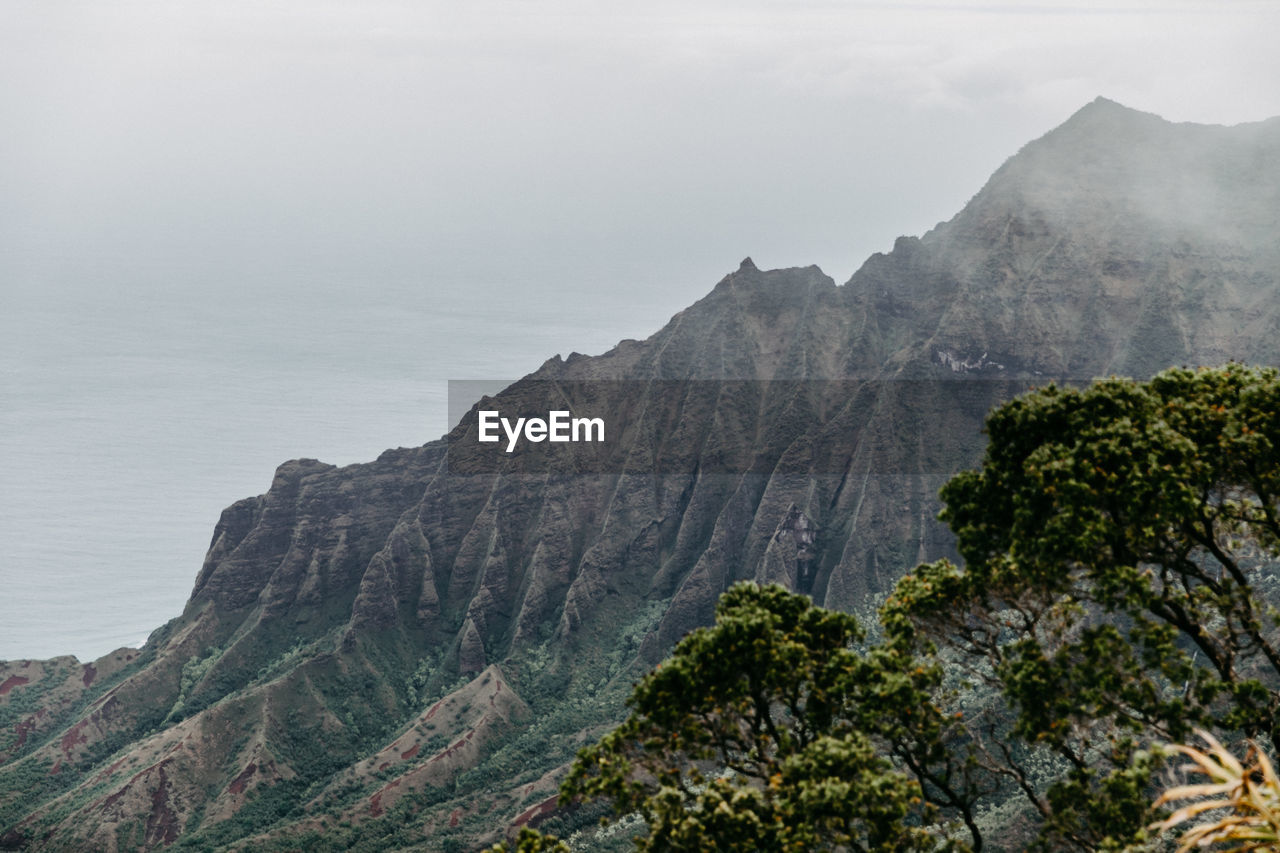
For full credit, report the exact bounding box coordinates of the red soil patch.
[90,692,120,712]
[60,721,89,757]
[101,758,174,813]
[0,676,29,696]
[368,779,402,817]
[81,664,97,687]
[449,807,463,827]
[145,763,180,846]
[512,795,559,829]
[96,755,131,782]
[426,731,476,767]
[378,762,390,772]
[228,762,257,795]
[12,710,45,751]
[400,743,419,760]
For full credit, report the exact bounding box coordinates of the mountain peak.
[1079,95,1141,115]
[931,95,1280,259]
[1041,96,1168,145]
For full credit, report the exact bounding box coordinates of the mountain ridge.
[3,98,1279,850]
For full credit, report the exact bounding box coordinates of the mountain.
[3,98,1279,851]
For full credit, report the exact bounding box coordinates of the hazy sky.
[2,1,1279,659]
[4,1,1278,299]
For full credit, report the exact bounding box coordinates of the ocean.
[0,268,700,661]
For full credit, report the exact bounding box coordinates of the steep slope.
[2,98,1279,850]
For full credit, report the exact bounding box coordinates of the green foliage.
[884,364,1280,850]
[403,655,437,706]
[560,582,978,851]
[165,645,225,724]
[254,638,320,686]
[0,756,70,835]
[487,827,572,853]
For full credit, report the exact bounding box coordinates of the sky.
[4,1,1278,294]
[2,0,1279,660]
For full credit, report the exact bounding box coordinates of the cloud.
[2,0,1277,289]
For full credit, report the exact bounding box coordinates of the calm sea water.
[0,270,694,661]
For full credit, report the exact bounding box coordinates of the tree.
[558,582,980,852]
[487,827,572,853]
[882,364,1280,850]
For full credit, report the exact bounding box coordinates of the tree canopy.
[497,365,1280,852]
[885,364,1280,849]
[560,582,979,852]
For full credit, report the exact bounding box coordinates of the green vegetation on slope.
[505,365,1280,852]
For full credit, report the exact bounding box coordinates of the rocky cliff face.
[3,98,1279,850]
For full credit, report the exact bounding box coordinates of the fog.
[2,0,1278,659]
[7,1,1276,294]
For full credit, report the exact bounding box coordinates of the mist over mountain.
[2,98,1279,851]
